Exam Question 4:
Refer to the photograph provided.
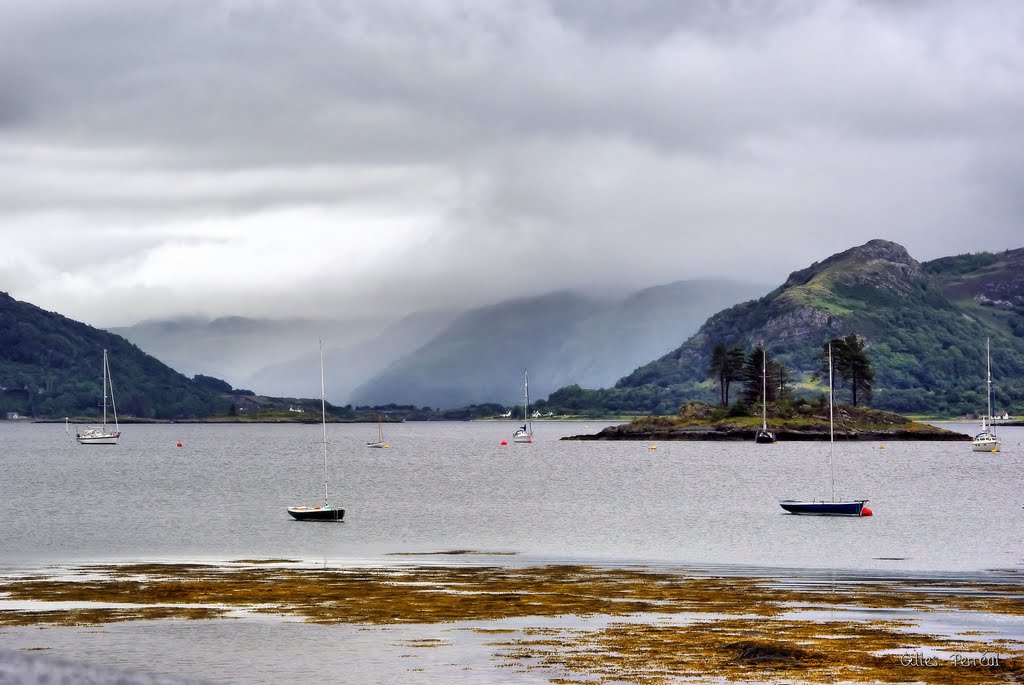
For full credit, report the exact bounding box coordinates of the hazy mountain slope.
[0,292,224,419]
[110,315,390,391]
[553,279,768,389]
[241,309,460,402]
[550,240,1024,416]
[351,292,607,408]
[350,280,766,409]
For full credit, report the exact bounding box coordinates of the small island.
[563,401,971,441]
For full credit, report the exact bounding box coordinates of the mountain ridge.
[548,240,1023,417]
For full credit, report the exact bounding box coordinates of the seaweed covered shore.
[2,559,1022,684]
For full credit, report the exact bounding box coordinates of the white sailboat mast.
[320,340,329,508]
[828,343,836,503]
[986,337,993,424]
[524,369,530,429]
[102,349,108,429]
[761,347,768,431]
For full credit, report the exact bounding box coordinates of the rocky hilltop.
[546,240,1024,418]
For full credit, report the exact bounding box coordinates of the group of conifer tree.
[707,333,874,408]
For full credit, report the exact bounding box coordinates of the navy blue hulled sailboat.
[779,342,871,517]
[779,499,868,516]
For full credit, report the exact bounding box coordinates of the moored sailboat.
[75,349,121,445]
[779,342,870,517]
[367,415,388,449]
[753,347,775,444]
[971,337,1001,453]
[288,341,344,521]
[512,369,533,443]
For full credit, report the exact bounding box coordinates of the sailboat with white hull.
[972,337,1001,453]
[288,341,344,521]
[512,369,533,443]
[779,342,870,517]
[753,347,775,444]
[75,349,121,445]
[367,415,388,449]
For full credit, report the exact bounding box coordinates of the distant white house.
[288,406,305,413]
[499,410,512,418]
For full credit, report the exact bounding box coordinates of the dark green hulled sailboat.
[288,341,344,521]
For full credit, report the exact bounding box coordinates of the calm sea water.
[1,420,1021,572]
[2,420,1023,684]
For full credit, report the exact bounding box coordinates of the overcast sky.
[1,0,1022,327]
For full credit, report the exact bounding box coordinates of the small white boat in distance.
[754,346,775,444]
[75,349,121,445]
[367,416,389,449]
[512,369,533,443]
[971,338,1001,453]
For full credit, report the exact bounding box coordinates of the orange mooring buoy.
[861,507,873,517]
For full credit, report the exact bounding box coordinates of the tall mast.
[986,337,993,424]
[320,340,329,508]
[524,369,530,429]
[828,342,836,503]
[762,347,767,431]
[102,349,108,429]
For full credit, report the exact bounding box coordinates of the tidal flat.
[2,559,1023,684]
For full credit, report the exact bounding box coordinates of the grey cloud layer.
[0,0,1022,324]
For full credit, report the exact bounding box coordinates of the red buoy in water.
[861,506,873,517]
[176,442,183,447]
[500,440,508,446]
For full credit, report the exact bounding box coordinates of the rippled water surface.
[2,420,1022,572]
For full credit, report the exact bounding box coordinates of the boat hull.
[287,506,345,521]
[512,435,533,443]
[779,499,868,516]
[75,432,120,445]
[366,441,387,448]
[754,429,775,444]
[971,434,1001,452]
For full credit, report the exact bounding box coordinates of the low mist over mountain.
[108,315,386,391]
[350,279,767,408]
[548,240,1024,416]
[243,310,461,401]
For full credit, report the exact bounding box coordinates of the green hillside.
[0,292,228,419]
[544,241,1024,417]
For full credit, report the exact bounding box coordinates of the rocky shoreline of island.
[561,402,972,441]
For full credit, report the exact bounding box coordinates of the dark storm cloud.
[0,0,1022,324]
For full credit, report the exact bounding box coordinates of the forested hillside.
[0,292,227,419]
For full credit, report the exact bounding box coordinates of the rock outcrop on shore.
[562,402,971,441]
